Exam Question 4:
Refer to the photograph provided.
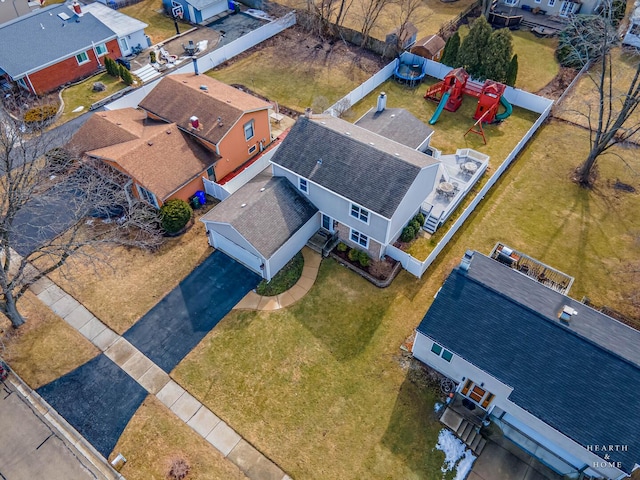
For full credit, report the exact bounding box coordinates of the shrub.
[149,50,157,64]
[348,248,359,262]
[411,220,421,232]
[337,242,348,252]
[358,250,370,268]
[104,56,119,77]
[400,225,415,242]
[119,65,134,86]
[23,104,59,125]
[413,212,425,226]
[160,199,192,233]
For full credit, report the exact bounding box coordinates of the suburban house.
[81,2,148,57]
[410,35,446,62]
[412,247,640,480]
[67,108,217,208]
[622,2,640,48]
[0,0,41,26]
[0,2,122,94]
[138,74,273,183]
[202,111,441,280]
[498,0,601,17]
[162,0,229,24]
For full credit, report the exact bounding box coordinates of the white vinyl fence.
[105,12,296,110]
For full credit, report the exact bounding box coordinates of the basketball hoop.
[171,5,183,19]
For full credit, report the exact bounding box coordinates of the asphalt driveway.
[123,250,260,373]
[36,354,148,458]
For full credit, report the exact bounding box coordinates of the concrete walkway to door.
[233,247,321,311]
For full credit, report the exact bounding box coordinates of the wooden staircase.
[440,407,488,455]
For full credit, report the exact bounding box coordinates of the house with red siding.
[138,74,273,183]
[0,2,124,94]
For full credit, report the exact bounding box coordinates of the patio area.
[421,148,489,233]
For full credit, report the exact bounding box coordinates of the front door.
[119,37,129,55]
[322,214,334,232]
[558,0,576,16]
[460,379,495,409]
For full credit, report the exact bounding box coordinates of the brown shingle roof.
[65,109,146,156]
[84,112,215,201]
[411,35,446,58]
[138,74,271,145]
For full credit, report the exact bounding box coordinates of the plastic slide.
[429,91,451,125]
[495,96,513,121]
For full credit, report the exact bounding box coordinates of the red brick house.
[0,3,121,94]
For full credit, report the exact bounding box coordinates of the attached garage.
[201,170,319,281]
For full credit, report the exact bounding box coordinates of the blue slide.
[495,96,513,122]
[429,91,450,125]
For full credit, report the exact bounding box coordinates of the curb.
[7,372,125,480]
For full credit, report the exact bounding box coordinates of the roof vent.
[147,141,153,146]
[369,142,375,146]
[200,85,208,91]
[317,158,323,165]
[217,116,223,127]
[345,131,351,136]
[394,153,400,156]
[376,91,386,112]
[240,203,247,208]
[166,129,172,134]
[460,250,474,272]
[559,305,577,323]
[259,187,265,192]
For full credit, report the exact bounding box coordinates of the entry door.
[322,214,334,232]
[460,379,495,409]
[559,1,573,16]
[119,37,129,55]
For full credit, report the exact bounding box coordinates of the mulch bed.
[332,248,397,281]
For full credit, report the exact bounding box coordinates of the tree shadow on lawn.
[380,373,447,479]
[288,259,397,361]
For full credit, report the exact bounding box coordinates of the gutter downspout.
[91,42,102,68]
[24,74,36,94]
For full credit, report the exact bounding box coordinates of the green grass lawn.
[120,0,189,45]
[173,118,640,480]
[58,73,128,124]
[347,78,539,161]
[208,28,386,113]
[457,25,560,92]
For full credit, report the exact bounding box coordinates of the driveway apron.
[123,250,260,373]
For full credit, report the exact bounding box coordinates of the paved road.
[0,380,107,480]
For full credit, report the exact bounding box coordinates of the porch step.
[423,213,439,234]
[475,437,487,455]
[442,411,488,456]
[132,64,162,83]
[440,407,464,432]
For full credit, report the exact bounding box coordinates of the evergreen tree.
[484,28,513,83]
[440,31,460,67]
[506,54,518,87]
[119,65,134,86]
[104,57,118,77]
[456,16,492,79]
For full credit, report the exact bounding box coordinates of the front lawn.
[59,72,128,124]
[110,396,247,480]
[1,292,98,389]
[256,251,304,296]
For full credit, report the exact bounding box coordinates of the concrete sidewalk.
[234,247,321,311]
[30,275,291,480]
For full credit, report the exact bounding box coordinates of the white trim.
[248,144,257,155]
[243,119,255,141]
[350,203,370,224]
[349,228,369,249]
[75,51,90,65]
[94,43,108,57]
[298,177,308,194]
[136,184,158,208]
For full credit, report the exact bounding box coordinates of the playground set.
[424,68,513,144]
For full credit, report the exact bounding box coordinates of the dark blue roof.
[0,4,116,77]
[417,255,640,474]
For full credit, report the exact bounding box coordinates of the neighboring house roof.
[417,251,640,474]
[185,0,225,10]
[74,108,215,201]
[355,108,433,150]
[138,74,271,145]
[201,170,318,258]
[82,3,147,37]
[270,115,437,219]
[0,0,39,27]
[0,4,117,78]
[411,35,445,57]
[66,108,146,155]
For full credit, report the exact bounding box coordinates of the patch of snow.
[72,106,84,113]
[435,429,477,480]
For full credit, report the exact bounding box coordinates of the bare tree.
[359,0,393,48]
[558,6,640,187]
[1,108,162,328]
[391,0,422,53]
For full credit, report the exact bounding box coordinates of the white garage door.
[200,0,228,22]
[212,232,263,275]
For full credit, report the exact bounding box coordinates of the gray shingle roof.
[201,170,318,258]
[0,4,117,77]
[355,108,433,150]
[416,252,640,474]
[270,116,437,219]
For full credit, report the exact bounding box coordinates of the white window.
[350,204,369,223]
[350,229,369,248]
[504,0,518,6]
[298,178,308,193]
[534,0,541,4]
[95,43,108,56]
[76,51,89,65]
[547,0,555,6]
[244,120,255,141]
[119,37,129,53]
[136,184,158,208]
